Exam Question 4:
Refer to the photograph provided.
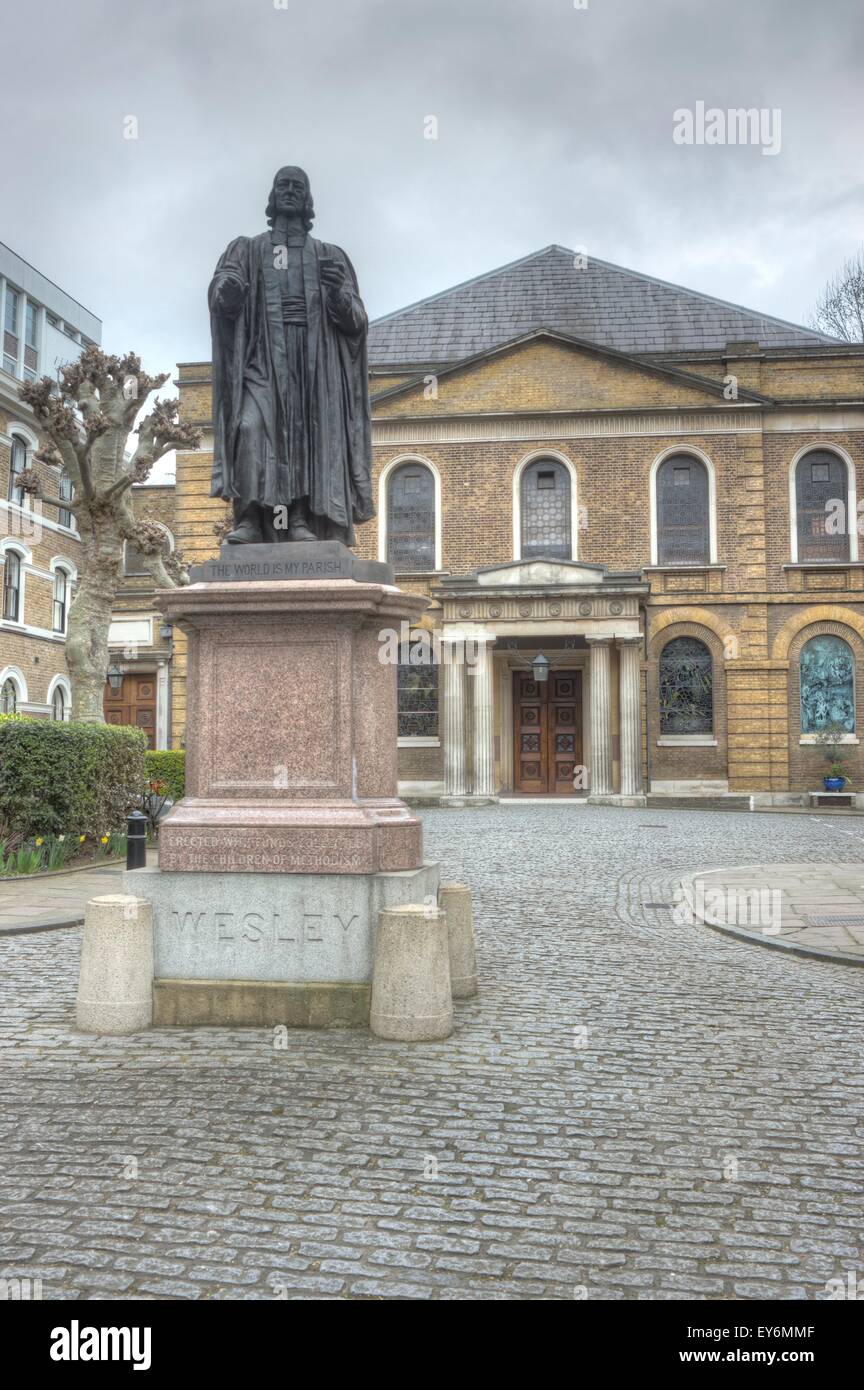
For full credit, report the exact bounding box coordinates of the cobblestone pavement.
[1,806,862,1301]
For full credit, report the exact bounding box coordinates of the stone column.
[587,636,613,797]
[617,636,643,797]
[442,638,467,799]
[499,662,514,792]
[470,636,497,799]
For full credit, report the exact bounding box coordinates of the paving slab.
[678,862,864,963]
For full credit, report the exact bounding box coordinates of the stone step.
[646,794,752,812]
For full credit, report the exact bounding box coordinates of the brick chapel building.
[165,245,864,805]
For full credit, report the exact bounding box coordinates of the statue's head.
[266,166,315,232]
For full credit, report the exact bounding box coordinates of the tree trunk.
[67,519,123,723]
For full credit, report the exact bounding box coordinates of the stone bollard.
[370,904,453,1041]
[438,883,477,998]
[76,895,154,1035]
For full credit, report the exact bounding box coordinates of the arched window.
[124,541,149,576]
[520,460,571,560]
[800,634,855,733]
[51,685,66,721]
[2,550,22,622]
[659,637,713,734]
[795,450,850,563]
[53,568,69,633]
[656,454,710,565]
[124,527,172,578]
[387,463,436,572]
[8,436,27,505]
[1,677,18,714]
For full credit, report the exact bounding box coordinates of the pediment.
[477,559,608,587]
[370,329,766,418]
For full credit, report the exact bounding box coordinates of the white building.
[0,243,101,718]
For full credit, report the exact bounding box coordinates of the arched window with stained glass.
[659,636,713,735]
[800,634,855,734]
[519,460,572,561]
[795,451,850,563]
[386,463,436,572]
[655,454,710,565]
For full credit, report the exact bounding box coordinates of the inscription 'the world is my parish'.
[209,558,343,580]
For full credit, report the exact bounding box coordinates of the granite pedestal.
[140,541,439,1027]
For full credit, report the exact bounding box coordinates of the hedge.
[0,716,148,843]
[145,748,185,802]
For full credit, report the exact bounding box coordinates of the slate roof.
[368,245,839,369]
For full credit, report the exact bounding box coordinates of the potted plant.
[812,719,855,792]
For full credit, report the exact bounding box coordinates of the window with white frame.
[3,286,20,375]
[8,436,27,504]
[2,551,22,622]
[53,568,69,633]
[58,470,74,529]
[795,450,850,563]
[51,685,66,721]
[23,302,39,381]
[656,454,710,565]
[1,677,18,714]
[520,459,571,560]
[387,463,436,572]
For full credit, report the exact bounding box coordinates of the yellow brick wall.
[373,338,724,417]
[648,351,863,401]
[168,349,864,791]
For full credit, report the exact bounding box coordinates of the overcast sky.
[3,0,862,375]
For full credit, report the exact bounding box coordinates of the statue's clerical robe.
[208,231,374,543]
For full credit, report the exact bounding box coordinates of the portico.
[433,560,649,804]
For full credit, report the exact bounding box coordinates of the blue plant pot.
[824,776,846,793]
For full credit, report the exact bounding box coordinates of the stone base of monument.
[136,541,445,1029]
[125,860,439,1026]
[157,798,423,875]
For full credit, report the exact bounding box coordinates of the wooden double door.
[104,673,157,748]
[514,670,583,795]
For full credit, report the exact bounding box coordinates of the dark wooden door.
[513,670,582,794]
[104,674,157,749]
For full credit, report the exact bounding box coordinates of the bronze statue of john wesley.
[208,166,374,545]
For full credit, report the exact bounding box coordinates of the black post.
[127,810,147,871]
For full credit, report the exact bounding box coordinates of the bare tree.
[808,246,864,343]
[18,347,201,722]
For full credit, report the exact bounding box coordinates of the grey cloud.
[1,0,861,373]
